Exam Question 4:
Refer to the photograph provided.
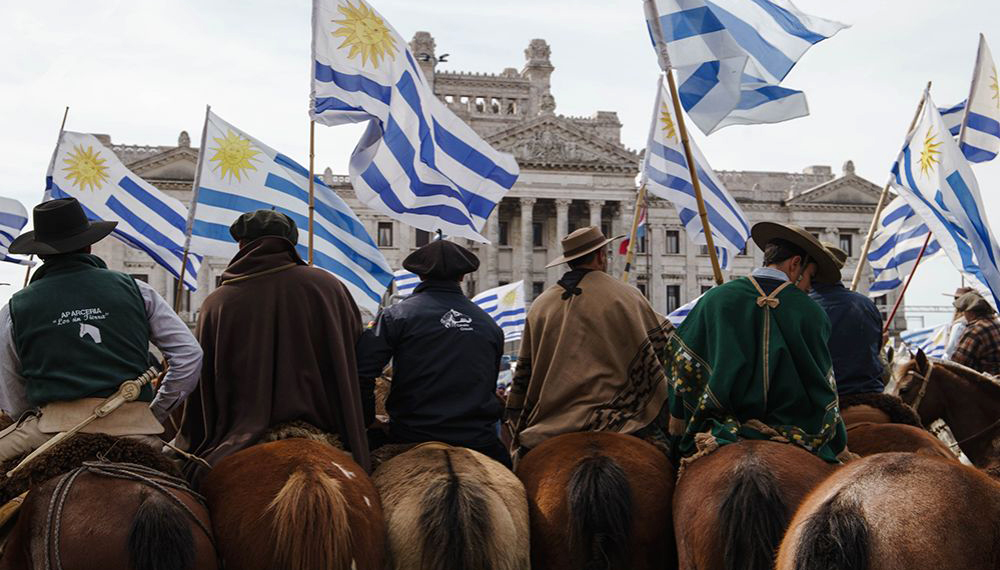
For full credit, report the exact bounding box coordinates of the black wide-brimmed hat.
[9,198,117,255]
[751,222,841,284]
[403,239,479,280]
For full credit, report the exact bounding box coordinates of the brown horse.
[516,432,675,570]
[0,461,217,570]
[201,438,385,570]
[845,422,955,459]
[373,442,529,570]
[776,452,1000,570]
[673,440,835,570]
[897,350,1000,466]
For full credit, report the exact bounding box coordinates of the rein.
[907,359,1000,452]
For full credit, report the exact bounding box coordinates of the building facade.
[89,33,904,330]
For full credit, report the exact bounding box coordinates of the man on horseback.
[950,291,1000,375]
[176,210,370,476]
[357,240,510,467]
[809,243,886,397]
[505,226,672,463]
[0,198,202,461]
[665,222,850,464]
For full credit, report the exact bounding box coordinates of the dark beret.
[230,210,298,244]
[403,240,479,280]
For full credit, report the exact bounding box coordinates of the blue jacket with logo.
[809,282,885,397]
[357,280,504,447]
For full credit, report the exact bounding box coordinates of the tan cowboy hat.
[546,226,624,268]
[751,222,841,284]
[821,241,848,270]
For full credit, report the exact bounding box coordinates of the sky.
[2,0,999,329]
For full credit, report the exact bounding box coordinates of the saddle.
[839,392,922,428]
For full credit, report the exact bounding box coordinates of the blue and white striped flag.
[645,0,847,134]
[955,35,1000,163]
[46,132,199,290]
[643,76,749,268]
[188,110,392,314]
[890,92,1000,306]
[899,323,949,359]
[867,196,943,297]
[310,0,520,242]
[940,101,966,138]
[0,197,34,266]
[473,281,526,343]
[393,269,419,298]
[667,293,703,328]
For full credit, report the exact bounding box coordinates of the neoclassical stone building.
[88,33,904,331]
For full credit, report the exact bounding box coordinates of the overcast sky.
[3,0,999,328]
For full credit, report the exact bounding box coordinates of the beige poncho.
[505,269,672,454]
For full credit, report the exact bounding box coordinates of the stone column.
[615,199,633,276]
[520,198,536,294]
[588,199,604,230]
[549,199,571,284]
[485,211,500,289]
[650,223,666,313]
[684,228,699,301]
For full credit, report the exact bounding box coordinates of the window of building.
[498,221,510,246]
[377,222,393,247]
[601,222,612,239]
[532,281,545,299]
[215,275,224,288]
[636,232,647,254]
[129,274,148,283]
[532,222,544,247]
[701,285,713,294]
[699,244,710,255]
[665,230,680,254]
[739,242,748,256]
[839,234,853,257]
[172,279,191,313]
[415,229,431,247]
[499,280,510,286]
[637,281,648,298]
[666,285,681,313]
[475,97,486,112]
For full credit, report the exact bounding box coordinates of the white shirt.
[751,267,791,282]
[0,279,202,422]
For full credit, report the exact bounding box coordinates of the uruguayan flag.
[890,92,1000,306]
[868,196,943,297]
[643,76,749,268]
[900,323,949,359]
[940,101,966,138]
[472,281,526,343]
[47,132,199,290]
[188,110,392,314]
[393,269,419,297]
[958,35,1000,163]
[645,0,847,134]
[667,293,704,327]
[0,197,34,266]
[310,0,520,242]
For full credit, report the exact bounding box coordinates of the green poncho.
[666,276,848,463]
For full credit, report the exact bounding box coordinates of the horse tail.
[567,453,633,570]
[127,490,196,570]
[791,491,869,570]
[418,449,494,570]
[267,465,352,570]
[719,456,788,570]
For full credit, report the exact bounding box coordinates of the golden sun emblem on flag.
[62,145,110,191]
[209,130,260,183]
[332,1,397,69]
[501,289,517,307]
[659,103,678,143]
[991,66,999,109]
[919,129,942,178]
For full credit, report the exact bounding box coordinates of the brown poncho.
[177,237,369,478]
[505,269,672,455]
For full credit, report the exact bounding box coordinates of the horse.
[776,452,1000,570]
[373,442,529,570]
[838,392,956,459]
[0,460,217,570]
[515,432,675,570]
[201,438,385,570]
[672,440,835,570]
[897,350,1000,466]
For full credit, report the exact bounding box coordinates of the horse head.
[896,349,945,426]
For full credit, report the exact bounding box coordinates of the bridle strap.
[906,359,935,411]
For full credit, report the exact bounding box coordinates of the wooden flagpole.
[622,184,647,283]
[850,82,931,291]
[24,106,71,288]
[308,120,316,266]
[882,233,932,334]
[173,105,211,312]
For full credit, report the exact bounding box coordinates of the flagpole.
[882,232,932,335]
[308,120,316,266]
[850,82,931,291]
[25,106,71,288]
[622,184,647,283]
[957,34,983,149]
[174,104,211,312]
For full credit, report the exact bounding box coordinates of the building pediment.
[787,173,882,207]
[125,146,199,182]
[486,115,639,174]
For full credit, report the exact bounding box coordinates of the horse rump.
[719,457,787,570]
[791,491,869,570]
[267,465,352,570]
[567,453,632,570]
[127,489,196,570]
[418,449,494,570]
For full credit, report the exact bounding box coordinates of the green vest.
[9,254,153,408]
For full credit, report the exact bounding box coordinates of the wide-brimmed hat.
[230,210,299,244]
[941,286,975,299]
[751,222,841,284]
[403,240,479,280]
[9,198,117,255]
[546,226,624,268]
[821,241,848,270]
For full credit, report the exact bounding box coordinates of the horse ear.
[915,348,929,373]
[887,346,895,365]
